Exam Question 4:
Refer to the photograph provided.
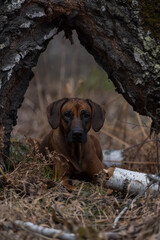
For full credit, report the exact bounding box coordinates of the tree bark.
[0,0,160,167]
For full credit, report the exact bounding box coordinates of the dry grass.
[0,138,160,239]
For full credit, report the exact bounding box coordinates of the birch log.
[105,167,159,195]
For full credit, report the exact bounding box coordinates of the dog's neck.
[56,128,84,163]
[70,142,83,163]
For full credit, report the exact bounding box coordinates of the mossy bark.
[0,0,160,167]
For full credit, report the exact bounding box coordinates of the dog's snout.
[67,128,87,143]
[73,130,83,140]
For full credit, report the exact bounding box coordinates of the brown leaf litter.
[0,138,160,239]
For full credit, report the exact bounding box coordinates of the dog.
[40,98,105,183]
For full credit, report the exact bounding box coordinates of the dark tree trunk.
[0,0,160,167]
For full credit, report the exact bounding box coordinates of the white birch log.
[15,220,76,240]
[105,168,159,195]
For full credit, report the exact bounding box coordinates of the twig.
[147,174,160,184]
[15,220,76,240]
[113,204,129,228]
[124,138,159,152]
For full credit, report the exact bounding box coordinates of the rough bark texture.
[0,0,160,167]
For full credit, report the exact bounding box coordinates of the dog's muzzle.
[67,128,87,143]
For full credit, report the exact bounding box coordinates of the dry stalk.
[34,70,46,125]
[122,102,129,146]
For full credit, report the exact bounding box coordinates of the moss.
[154,64,160,73]
[142,35,160,59]
[138,0,160,40]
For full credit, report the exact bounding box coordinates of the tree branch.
[15,220,76,240]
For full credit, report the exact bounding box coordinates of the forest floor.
[0,137,160,240]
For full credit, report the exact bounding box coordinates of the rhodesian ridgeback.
[40,98,105,182]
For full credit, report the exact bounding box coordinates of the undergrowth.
[0,138,160,239]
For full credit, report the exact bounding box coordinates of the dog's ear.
[86,99,105,132]
[47,98,68,129]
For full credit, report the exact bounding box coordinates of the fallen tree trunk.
[0,1,160,167]
[105,167,159,195]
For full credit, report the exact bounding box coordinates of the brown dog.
[40,98,105,182]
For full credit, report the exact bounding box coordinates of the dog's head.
[47,98,105,143]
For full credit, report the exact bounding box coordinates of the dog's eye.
[81,111,90,119]
[63,111,72,119]
[84,113,90,118]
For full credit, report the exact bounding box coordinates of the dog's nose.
[73,131,83,137]
[72,130,84,142]
[73,130,83,138]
